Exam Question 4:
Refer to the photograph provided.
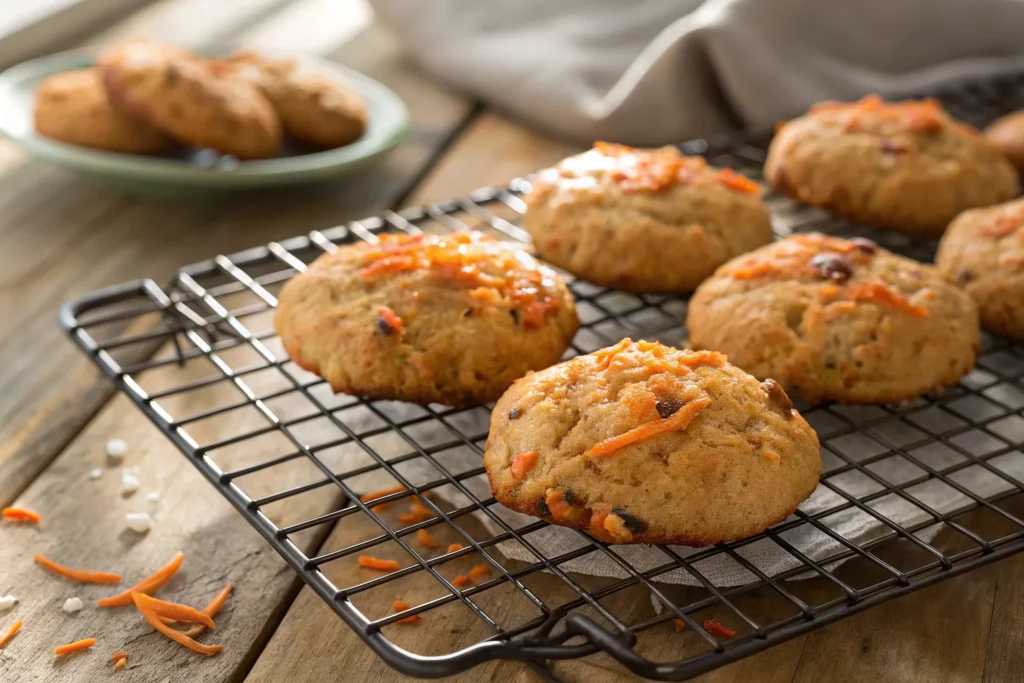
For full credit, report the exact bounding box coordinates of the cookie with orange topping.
[936,197,1024,340]
[767,95,1018,236]
[523,142,773,293]
[687,233,980,404]
[985,110,1024,171]
[274,231,579,407]
[484,339,820,545]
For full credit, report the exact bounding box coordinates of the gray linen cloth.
[370,0,1024,144]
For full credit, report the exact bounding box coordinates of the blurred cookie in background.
[985,110,1024,171]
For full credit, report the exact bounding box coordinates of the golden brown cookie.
[33,68,167,154]
[484,339,821,546]
[766,95,1019,236]
[523,142,773,293]
[98,41,281,159]
[985,110,1024,171]
[222,52,367,148]
[274,231,579,408]
[936,198,1024,340]
[687,233,980,404]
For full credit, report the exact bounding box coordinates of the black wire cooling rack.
[60,73,1024,681]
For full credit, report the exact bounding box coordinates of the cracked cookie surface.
[523,142,773,293]
[484,339,820,546]
[687,234,979,404]
[274,231,579,408]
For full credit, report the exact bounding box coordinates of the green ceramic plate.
[0,48,408,193]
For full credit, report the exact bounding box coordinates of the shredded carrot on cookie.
[718,168,760,194]
[603,513,634,543]
[510,450,539,479]
[34,554,122,584]
[98,551,184,608]
[446,543,464,553]
[55,638,96,656]
[133,593,222,656]
[416,528,439,549]
[3,507,41,524]
[704,619,736,638]
[110,651,129,662]
[452,575,470,588]
[115,657,127,670]
[358,556,400,572]
[0,620,22,648]
[378,306,405,336]
[392,600,420,624]
[467,564,490,581]
[587,397,711,458]
[847,282,927,317]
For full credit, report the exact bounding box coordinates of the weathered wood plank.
[0,0,472,506]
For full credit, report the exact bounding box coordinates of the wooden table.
[0,2,1021,681]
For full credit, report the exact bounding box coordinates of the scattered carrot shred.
[510,450,539,479]
[704,619,736,638]
[718,167,760,194]
[673,619,686,633]
[0,620,22,648]
[467,564,490,581]
[392,600,420,624]
[587,396,711,458]
[358,556,400,572]
[446,543,464,553]
[138,594,215,629]
[378,306,405,335]
[180,583,233,639]
[847,282,927,318]
[452,575,471,588]
[132,593,222,656]
[398,500,433,523]
[34,554,122,584]
[55,638,96,656]
[98,551,184,608]
[115,657,127,670]
[110,651,129,662]
[416,528,439,549]
[2,507,41,524]
[359,484,408,511]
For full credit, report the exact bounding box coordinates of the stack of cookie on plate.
[274,92,1024,548]
[34,40,367,161]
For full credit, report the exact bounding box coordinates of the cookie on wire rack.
[766,95,1018,236]
[687,233,980,405]
[985,110,1024,171]
[484,339,821,546]
[936,197,1024,341]
[523,142,773,293]
[274,231,579,408]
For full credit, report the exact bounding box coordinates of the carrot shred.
[467,564,490,581]
[392,600,420,624]
[673,618,686,632]
[132,593,222,656]
[847,282,927,318]
[55,638,96,656]
[510,450,539,479]
[0,620,22,648]
[603,513,634,543]
[718,168,760,194]
[398,500,433,523]
[378,306,405,335]
[98,551,184,608]
[704,619,736,638]
[34,554,122,584]
[452,575,470,588]
[416,528,439,549]
[110,651,129,662]
[178,583,233,639]
[587,396,711,458]
[358,556,400,572]
[2,507,41,524]
[115,657,127,670]
[446,543,464,553]
[359,484,407,511]
[137,594,215,629]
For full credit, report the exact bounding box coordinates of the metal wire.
[60,72,1024,681]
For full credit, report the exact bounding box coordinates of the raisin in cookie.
[220,52,366,148]
[274,231,579,408]
[523,142,773,293]
[33,68,168,154]
[485,339,820,545]
[767,95,1018,236]
[985,110,1024,171]
[687,234,980,404]
[936,198,1024,340]
[99,41,281,159]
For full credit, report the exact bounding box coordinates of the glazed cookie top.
[485,339,820,545]
[533,142,761,196]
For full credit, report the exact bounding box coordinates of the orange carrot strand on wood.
[180,583,233,639]
[55,638,96,656]
[137,595,215,629]
[34,554,122,584]
[672,618,686,632]
[132,594,222,656]
[115,657,127,670]
[416,528,438,549]
[2,507,41,524]
[704,619,736,638]
[0,620,22,648]
[98,551,184,608]
[467,564,490,581]
[446,543,464,553]
[110,651,129,662]
[452,575,470,588]
[358,556,400,572]
[392,600,419,624]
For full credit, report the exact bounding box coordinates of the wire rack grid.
[60,74,1024,681]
